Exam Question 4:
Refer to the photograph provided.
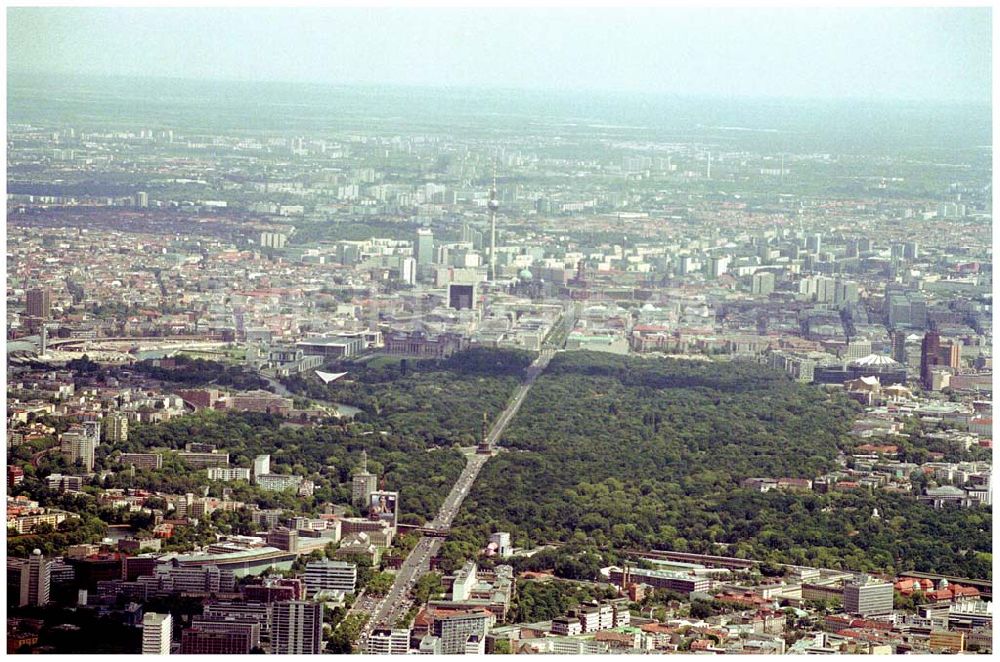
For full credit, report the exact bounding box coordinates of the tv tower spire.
[488,158,499,282]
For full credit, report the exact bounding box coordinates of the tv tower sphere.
[488,195,500,211]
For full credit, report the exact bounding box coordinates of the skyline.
[7,6,993,103]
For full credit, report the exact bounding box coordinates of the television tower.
[488,160,500,282]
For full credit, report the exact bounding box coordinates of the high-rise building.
[415,228,434,266]
[430,609,492,655]
[272,601,322,654]
[751,271,775,296]
[303,560,357,596]
[707,255,730,279]
[351,451,377,505]
[60,431,96,472]
[142,612,173,654]
[26,287,51,319]
[448,283,476,310]
[920,330,958,388]
[806,233,822,254]
[903,241,919,260]
[19,549,51,607]
[253,454,271,480]
[400,257,417,286]
[891,330,908,364]
[834,280,860,305]
[135,191,149,208]
[843,576,893,617]
[105,413,129,443]
[488,165,500,281]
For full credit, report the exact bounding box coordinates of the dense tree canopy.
[450,352,992,580]
[282,347,535,444]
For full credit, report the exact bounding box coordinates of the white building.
[18,549,51,607]
[142,612,173,654]
[253,454,271,479]
[367,628,410,654]
[272,601,322,654]
[452,561,477,601]
[843,575,894,617]
[304,560,357,596]
[206,467,252,482]
[256,473,303,492]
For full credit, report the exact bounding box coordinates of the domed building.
[813,352,908,385]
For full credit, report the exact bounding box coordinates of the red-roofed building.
[715,590,769,609]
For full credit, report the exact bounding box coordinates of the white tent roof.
[315,370,348,384]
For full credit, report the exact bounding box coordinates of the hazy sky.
[7,7,992,102]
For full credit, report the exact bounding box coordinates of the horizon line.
[7,69,992,108]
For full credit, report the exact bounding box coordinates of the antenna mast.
[488,157,500,282]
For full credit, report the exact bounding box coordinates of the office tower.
[448,283,476,310]
[843,576,893,617]
[845,238,859,258]
[708,255,729,279]
[857,237,872,253]
[940,340,961,369]
[909,295,928,329]
[751,271,775,296]
[351,450,377,505]
[834,279,860,305]
[903,241,919,260]
[921,330,942,389]
[415,228,434,266]
[61,432,96,472]
[19,549,51,607]
[890,242,905,259]
[272,601,322,654]
[400,257,416,285]
[487,165,500,281]
[303,560,357,596]
[26,287,51,319]
[806,233,822,254]
[134,191,149,208]
[142,612,173,654]
[430,610,491,654]
[252,454,270,481]
[892,330,908,364]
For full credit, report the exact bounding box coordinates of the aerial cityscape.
[4,6,994,656]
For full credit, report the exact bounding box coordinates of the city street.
[358,350,553,643]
